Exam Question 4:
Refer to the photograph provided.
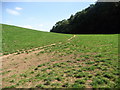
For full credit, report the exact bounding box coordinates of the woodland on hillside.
[50,2,120,34]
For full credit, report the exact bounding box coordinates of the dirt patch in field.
[2,35,76,75]
[2,52,51,77]
[2,35,77,88]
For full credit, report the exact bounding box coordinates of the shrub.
[44,77,55,82]
[4,85,16,88]
[20,74,27,77]
[66,60,72,63]
[75,79,86,84]
[72,83,85,88]
[91,77,110,86]
[30,71,34,74]
[103,73,114,79]
[41,68,47,71]
[35,73,40,77]
[85,61,95,64]
[76,58,81,61]
[95,54,103,57]
[55,77,62,81]
[84,55,90,59]
[53,63,61,67]
[44,81,50,85]
[62,83,69,87]
[51,83,61,87]
[9,80,15,83]
[34,68,38,70]
[36,84,44,88]
[39,51,45,53]
[74,72,86,78]
[86,66,96,71]
[37,64,42,67]
[88,74,93,78]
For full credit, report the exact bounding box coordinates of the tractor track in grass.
[2,34,118,88]
[1,35,76,59]
[1,35,76,84]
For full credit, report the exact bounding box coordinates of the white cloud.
[6,8,20,15]
[15,7,23,10]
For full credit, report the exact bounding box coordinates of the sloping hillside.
[1,24,119,88]
[50,2,120,34]
[2,33,119,88]
[2,24,72,55]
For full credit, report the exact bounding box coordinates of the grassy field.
[2,24,72,55]
[2,24,119,88]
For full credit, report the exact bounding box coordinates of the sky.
[2,1,97,32]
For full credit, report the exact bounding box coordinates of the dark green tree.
[50,2,120,34]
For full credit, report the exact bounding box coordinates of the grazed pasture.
[2,26,119,88]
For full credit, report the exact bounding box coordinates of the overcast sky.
[2,1,97,32]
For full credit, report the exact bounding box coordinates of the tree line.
[50,2,120,34]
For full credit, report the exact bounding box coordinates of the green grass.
[2,24,119,88]
[2,24,72,55]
